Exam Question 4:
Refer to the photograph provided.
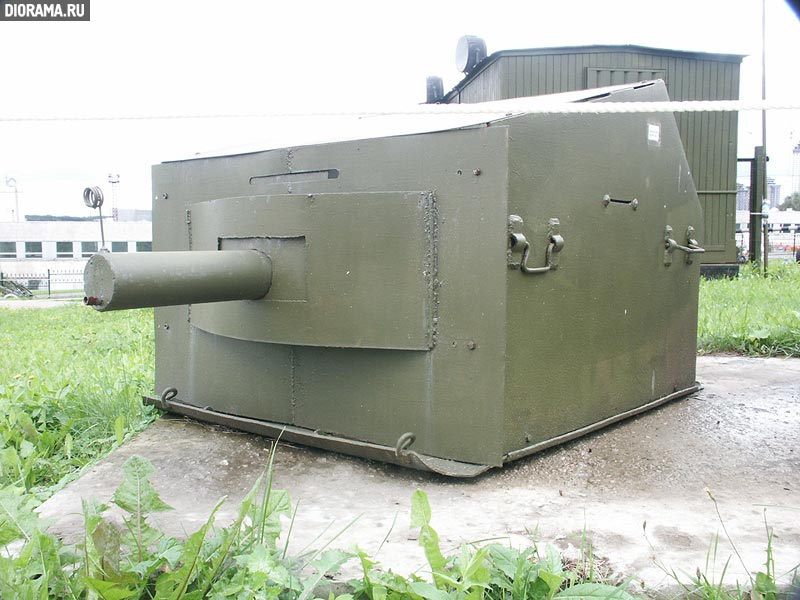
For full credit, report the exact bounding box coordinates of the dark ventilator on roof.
[425,76,444,104]
[455,35,487,74]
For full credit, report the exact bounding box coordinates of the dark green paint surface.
[503,84,700,453]
[152,125,510,467]
[445,45,741,265]
[90,81,701,474]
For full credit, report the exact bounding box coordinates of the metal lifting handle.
[665,238,705,254]
[509,217,565,275]
[516,235,565,273]
[664,225,705,265]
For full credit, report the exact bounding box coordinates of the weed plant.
[0,304,156,497]
[0,450,638,600]
[698,263,800,357]
[0,274,796,598]
[0,449,793,600]
[645,490,799,600]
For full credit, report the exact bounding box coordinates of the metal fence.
[736,226,800,264]
[0,270,84,298]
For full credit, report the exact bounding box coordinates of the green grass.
[0,304,156,497]
[0,262,796,499]
[0,263,796,498]
[698,262,800,357]
[0,453,639,600]
[646,490,799,600]
[0,453,794,599]
[0,279,797,597]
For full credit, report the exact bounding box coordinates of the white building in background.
[736,208,800,259]
[767,178,781,208]
[0,219,152,279]
[736,180,784,210]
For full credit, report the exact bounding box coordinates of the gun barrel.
[83,250,273,312]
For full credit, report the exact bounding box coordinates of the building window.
[112,241,128,253]
[81,241,99,257]
[25,242,43,259]
[0,241,16,258]
[56,241,74,258]
[136,241,152,252]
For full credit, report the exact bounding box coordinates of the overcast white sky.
[1,0,798,218]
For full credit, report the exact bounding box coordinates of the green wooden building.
[439,44,744,270]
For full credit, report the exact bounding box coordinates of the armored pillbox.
[85,81,703,476]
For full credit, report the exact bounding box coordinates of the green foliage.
[778,192,800,211]
[402,490,635,600]
[645,492,798,600]
[411,490,448,588]
[1,275,796,599]
[0,305,157,496]
[0,485,43,547]
[698,262,800,357]
[0,454,795,600]
[0,456,638,600]
[0,451,355,599]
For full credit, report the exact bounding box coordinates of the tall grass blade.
[154,497,224,599]
[194,472,263,597]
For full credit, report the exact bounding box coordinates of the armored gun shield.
[85,80,702,476]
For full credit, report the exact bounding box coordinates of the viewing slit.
[249,169,340,186]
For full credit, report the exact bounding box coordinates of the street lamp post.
[4,177,19,222]
[108,173,120,221]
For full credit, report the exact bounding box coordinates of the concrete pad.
[39,355,800,590]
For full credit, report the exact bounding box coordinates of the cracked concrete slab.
[39,355,800,591]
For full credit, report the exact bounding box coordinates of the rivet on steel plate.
[473,168,481,176]
[632,198,639,210]
[466,340,476,350]
[602,194,611,207]
[161,193,169,200]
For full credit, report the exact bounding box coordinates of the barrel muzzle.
[83,250,273,311]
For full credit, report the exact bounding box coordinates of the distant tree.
[779,192,800,211]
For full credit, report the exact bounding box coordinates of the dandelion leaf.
[112,455,173,515]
